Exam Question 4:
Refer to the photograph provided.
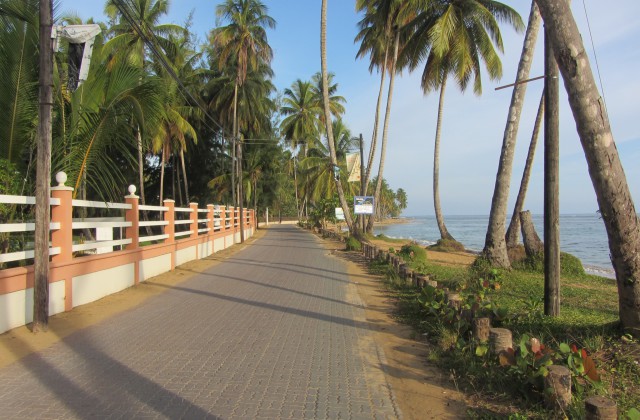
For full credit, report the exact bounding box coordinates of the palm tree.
[150,31,201,203]
[0,0,39,181]
[104,0,183,207]
[536,0,640,334]
[406,0,523,241]
[280,79,321,154]
[298,119,358,203]
[484,1,540,267]
[210,0,275,242]
[320,0,357,235]
[51,35,165,202]
[356,0,415,234]
[505,92,544,248]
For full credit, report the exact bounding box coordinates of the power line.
[581,0,609,116]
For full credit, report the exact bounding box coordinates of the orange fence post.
[189,202,199,239]
[124,185,139,250]
[51,172,73,264]
[164,199,175,244]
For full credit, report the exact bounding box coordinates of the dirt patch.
[0,230,266,369]
[369,237,477,267]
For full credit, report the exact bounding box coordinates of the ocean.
[374,214,619,278]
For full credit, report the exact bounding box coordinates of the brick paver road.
[0,225,400,419]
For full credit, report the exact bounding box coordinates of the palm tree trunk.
[159,148,165,203]
[506,92,544,248]
[364,46,388,193]
[137,130,146,205]
[366,31,399,234]
[231,83,238,208]
[321,0,357,236]
[483,1,541,267]
[176,155,183,206]
[536,0,640,334]
[433,79,454,241]
[238,139,245,243]
[180,149,189,203]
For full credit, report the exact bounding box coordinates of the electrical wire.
[581,0,609,116]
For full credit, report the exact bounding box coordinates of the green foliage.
[427,238,465,252]
[345,236,362,252]
[512,251,585,278]
[398,242,427,263]
[309,197,339,230]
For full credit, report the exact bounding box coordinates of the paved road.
[0,225,400,419]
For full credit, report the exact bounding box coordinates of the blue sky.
[61,0,640,216]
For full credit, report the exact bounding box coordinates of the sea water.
[374,214,618,278]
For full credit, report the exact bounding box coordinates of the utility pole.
[544,26,560,316]
[33,0,54,332]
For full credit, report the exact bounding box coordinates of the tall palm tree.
[536,0,640,334]
[104,0,183,206]
[356,0,415,234]
[210,0,275,243]
[484,1,540,267]
[406,0,523,241]
[320,0,357,235]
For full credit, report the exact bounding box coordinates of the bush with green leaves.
[345,236,362,252]
[398,242,427,263]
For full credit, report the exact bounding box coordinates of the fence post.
[189,202,198,239]
[51,172,74,312]
[164,199,175,244]
[51,172,73,264]
[124,185,139,250]
[207,204,214,235]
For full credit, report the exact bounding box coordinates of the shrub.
[512,251,585,278]
[398,242,427,262]
[345,236,362,251]
[428,238,465,252]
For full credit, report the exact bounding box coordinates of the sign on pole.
[354,196,374,215]
[346,152,361,182]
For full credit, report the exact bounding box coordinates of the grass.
[369,253,640,418]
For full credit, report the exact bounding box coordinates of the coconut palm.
[280,79,321,154]
[536,0,640,334]
[104,0,183,206]
[0,0,39,179]
[298,119,358,203]
[406,0,523,241]
[484,1,540,267]
[210,0,275,242]
[356,0,415,234]
[51,35,165,202]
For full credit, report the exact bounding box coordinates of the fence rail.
[0,172,257,334]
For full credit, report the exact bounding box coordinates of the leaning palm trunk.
[483,1,541,267]
[536,0,640,334]
[367,31,399,234]
[364,46,388,192]
[159,149,165,203]
[180,149,189,202]
[321,0,357,235]
[432,79,455,241]
[506,93,544,248]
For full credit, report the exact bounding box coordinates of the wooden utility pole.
[544,26,560,316]
[33,0,54,332]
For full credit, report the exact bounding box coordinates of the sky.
[60,0,640,217]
